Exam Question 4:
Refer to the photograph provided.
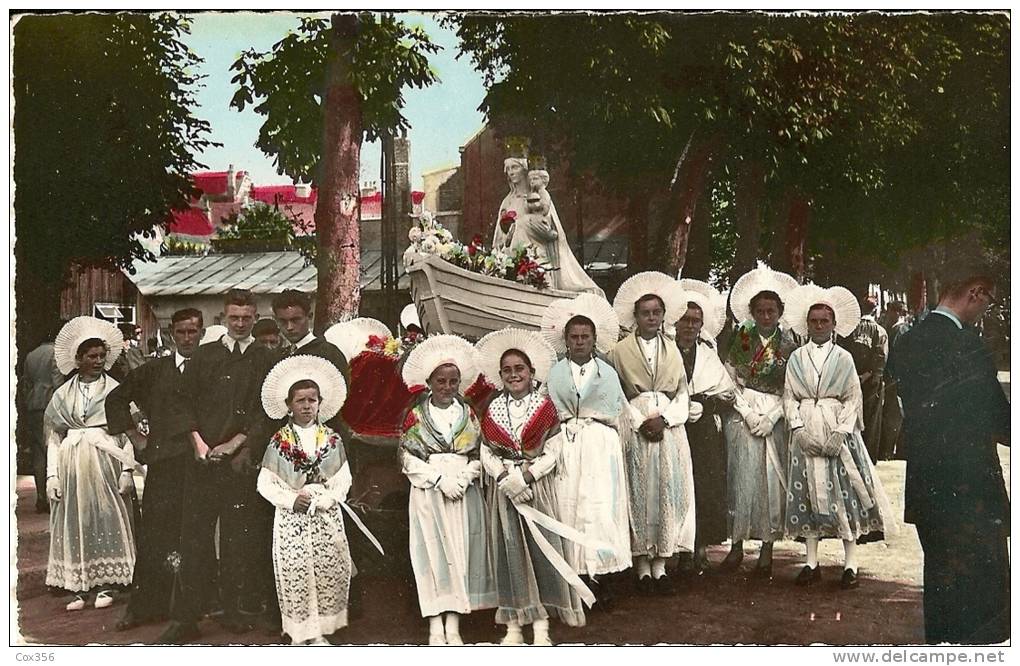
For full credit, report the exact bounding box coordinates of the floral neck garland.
[270,422,341,478]
[729,322,790,390]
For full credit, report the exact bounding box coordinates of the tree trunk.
[663,135,722,277]
[729,160,764,284]
[785,193,810,283]
[315,13,363,323]
[626,194,649,275]
[683,193,712,280]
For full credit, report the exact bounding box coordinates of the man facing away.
[889,269,1010,644]
[21,328,65,512]
[106,308,203,630]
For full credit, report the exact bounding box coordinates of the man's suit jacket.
[181,339,274,450]
[106,355,193,464]
[889,312,1010,527]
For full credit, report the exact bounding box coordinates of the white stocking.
[806,536,819,569]
[843,539,858,573]
[443,613,462,644]
[651,557,668,579]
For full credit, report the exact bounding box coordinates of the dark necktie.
[232,341,242,357]
[178,358,189,374]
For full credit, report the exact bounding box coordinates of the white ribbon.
[339,501,386,556]
[62,427,141,472]
[512,500,615,608]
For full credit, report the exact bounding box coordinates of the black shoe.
[719,550,744,573]
[693,555,711,575]
[591,579,615,613]
[115,609,144,631]
[751,560,773,581]
[636,576,654,596]
[259,611,283,636]
[840,568,859,590]
[795,565,821,586]
[653,575,675,596]
[156,621,200,645]
[216,613,254,634]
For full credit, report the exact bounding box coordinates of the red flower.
[367,334,386,347]
[467,243,477,257]
[500,210,517,223]
[471,234,483,246]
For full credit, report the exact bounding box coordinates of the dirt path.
[14,451,1007,646]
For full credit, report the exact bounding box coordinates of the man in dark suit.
[888,271,1010,644]
[158,290,273,643]
[250,289,352,635]
[107,308,203,630]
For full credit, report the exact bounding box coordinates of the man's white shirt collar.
[174,352,189,371]
[293,331,316,349]
[222,334,255,353]
[932,308,963,330]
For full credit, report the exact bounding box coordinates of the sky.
[182,11,487,190]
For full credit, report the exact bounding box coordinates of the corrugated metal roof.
[127,250,407,296]
[128,252,317,296]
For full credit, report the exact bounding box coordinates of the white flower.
[420,238,437,254]
[408,227,422,242]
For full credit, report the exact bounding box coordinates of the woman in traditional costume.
[721,266,800,579]
[45,316,137,611]
[541,294,631,608]
[608,272,699,595]
[257,355,365,645]
[782,285,898,589]
[675,279,736,574]
[399,334,496,645]
[476,328,592,645]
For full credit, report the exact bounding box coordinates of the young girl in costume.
[257,354,369,645]
[475,328,596,646]
[399,334,496,645]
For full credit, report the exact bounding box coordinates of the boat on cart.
[405,253,579,339]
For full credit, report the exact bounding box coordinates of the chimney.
[226,164,236,199]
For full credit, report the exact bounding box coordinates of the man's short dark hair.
[940,274,996,302]
[118,322,137,339]
[224,288,256,309]
[271,289,312,315]
[253,318,280,337]
[172,308,204,328]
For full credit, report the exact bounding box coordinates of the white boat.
[406,253,579,339]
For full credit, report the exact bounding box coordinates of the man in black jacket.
[158,290,273,643]
[107,308,203,631]
[889,271,1010,644]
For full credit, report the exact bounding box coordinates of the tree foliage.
[230,13,440,184]
[13,12,215,348]
[449,12,1008,292]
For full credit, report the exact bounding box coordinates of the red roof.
[210,201,244,226]
[250,185,318,205]
[361,191,382,220]
[169,207,214,237]
[192,170,248,198]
